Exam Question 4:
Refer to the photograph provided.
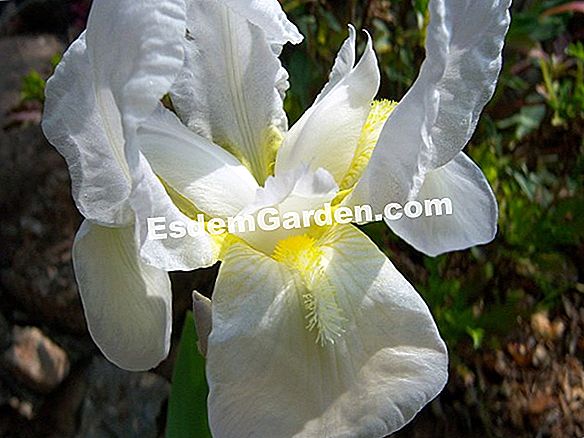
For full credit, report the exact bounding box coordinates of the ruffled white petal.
[42,33,132,226]
[207,225,447,438]
[387,152,498,256]
[138,106,259,218]
[220,0,303,45]
[73,221,172,371]
[85,0,187,171]
[351,0,511,207]
[275,31,380,183]
[171,0,289,183]
[43,0,209,271]
[421,0,512,170]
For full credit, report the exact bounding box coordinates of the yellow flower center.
[273,234,345,346]
[272,234,322,271]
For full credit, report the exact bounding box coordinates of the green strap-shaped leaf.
[166,311,212,438]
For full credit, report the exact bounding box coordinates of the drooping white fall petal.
[84,0,187,170]
[349,0,511,255]
[388,152,498,256]
[42,33,133,226]
[73,221,172,371]
[207,225,448,438]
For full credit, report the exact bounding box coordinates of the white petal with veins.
[207,225,447,437]
[171,0,289,183]
[43,33,132,226]
[73,221,172,371]
[276,31,380,183]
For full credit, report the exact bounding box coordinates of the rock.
[30,366,89,437]
[77,357,169,438]
[2,326,70,393]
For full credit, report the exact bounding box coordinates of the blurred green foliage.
[19,53,60,103]
[20,69,46,103]
[281,0,583,352]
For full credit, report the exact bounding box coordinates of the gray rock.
[77,357,169,438]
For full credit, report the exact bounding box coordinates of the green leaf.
[465,327,485,349]
[166,311,211,438]
[413,0,429,15]
[20,70,46,103]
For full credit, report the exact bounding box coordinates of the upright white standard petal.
[207,225,447,437]
[313,25,357,105]
[220,0,303,45]
[388,152,498,256]
[275,31,380,183]
[43,33,132,226]
[139,107,259,219]
[171,0,289,183]
[351,0,511,207]
[73,221,172,371]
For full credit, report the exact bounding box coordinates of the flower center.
[273,234,345,346]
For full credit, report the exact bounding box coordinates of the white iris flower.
[42,0,511,436]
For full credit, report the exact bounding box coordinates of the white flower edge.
[207,225,448,437]
[387,152,499,256]
[43,0,219,271]
[220,0,303,45]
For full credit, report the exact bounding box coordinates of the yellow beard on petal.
[334,99,398,204]
[272,234,345,346]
